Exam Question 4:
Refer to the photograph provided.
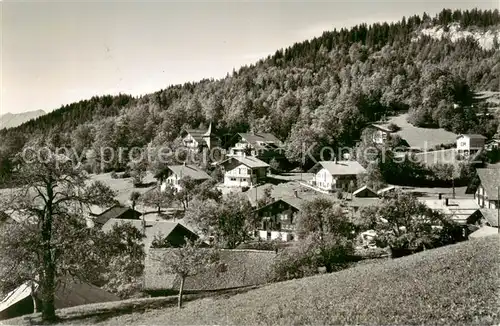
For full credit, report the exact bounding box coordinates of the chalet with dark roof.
[101,219,198,251]
[228,132,284,161]
[475,168,500,209]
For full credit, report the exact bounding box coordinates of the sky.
[1,0,498,114]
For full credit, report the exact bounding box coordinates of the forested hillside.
[1,9,499,174]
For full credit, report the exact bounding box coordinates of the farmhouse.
[220,156,269,188]
[101,219,198,251]
[144,249,276,295]
[474,168,500,209]
[308,160,366,193]
[418,197,481,225]
[369,123,397,144]
[181,122,219,151]
[159,163,211,192]
[228,132,283,159]
[456,134,487,157]
[254,197,302,242]
[91,205,142,228]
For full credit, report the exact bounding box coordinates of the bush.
[111,171,118,179]
[270,233,354,282]
[122,171,131,178]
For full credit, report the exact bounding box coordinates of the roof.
[94,205,141,226]
[0,279,119,316]
[167,164,211,180]
[144,249,276,292]
[468,226,498,239]
[101,219,197,250]
[457,134,487,140]
[479,209,499,227]
[221,156,270,169]
[244,181,320,206]
[0,282,37,315]
[352,185,378,197]
[256,197,306,213]
[370,123,395,133]
[348,197,383,209]
[183,129,207,143]
[309,161,366,176]
[418,198,480,223]
[377,185,397,195]
[238,133,281,147]
[476,169,500,200]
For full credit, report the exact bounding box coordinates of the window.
[230,178,237,181]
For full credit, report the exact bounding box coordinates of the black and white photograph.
[0,0,499,324]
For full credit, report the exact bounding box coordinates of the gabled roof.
[166,164,211,180]
[476,169,500,200]
[468,225,498,239]
[348,197,383,209]
[377,185,397,195]
[238,133,281,148]
[101,219,198,250]
[145,249,276,292]
[255,198,304,213]
[457,134,487,140]
[352,185,378,198]
[0,279,119,318]
[479,209,499,227]
[93,205,141,226]
[308,161,366,176]
[183,129,207,143]
[221,156,269,169]
[370,123,395,133]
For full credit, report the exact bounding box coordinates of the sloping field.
[57,236,499,325]
[388,113,458,149]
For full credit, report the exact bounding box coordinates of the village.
[2,120,499,321]
[1,5,500,325]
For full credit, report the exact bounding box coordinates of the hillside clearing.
[59,236,499,325]
[387,113,458,149]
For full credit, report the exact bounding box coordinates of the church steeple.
[202,122,217,150]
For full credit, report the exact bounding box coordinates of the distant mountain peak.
[0,110,46,130]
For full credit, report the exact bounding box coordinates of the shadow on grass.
[8,287,263,325]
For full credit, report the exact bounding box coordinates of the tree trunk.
[41,245,57,322]
[41,186,57,323]
[178,276,185,309]
[30,282,38,313]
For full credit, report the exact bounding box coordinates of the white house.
[456,134,486,157]
[220,156,269,188]
[475,168,500,209]
[308,160,366,193]
[160,164,210,192]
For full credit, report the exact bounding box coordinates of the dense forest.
[1,9,499,179]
